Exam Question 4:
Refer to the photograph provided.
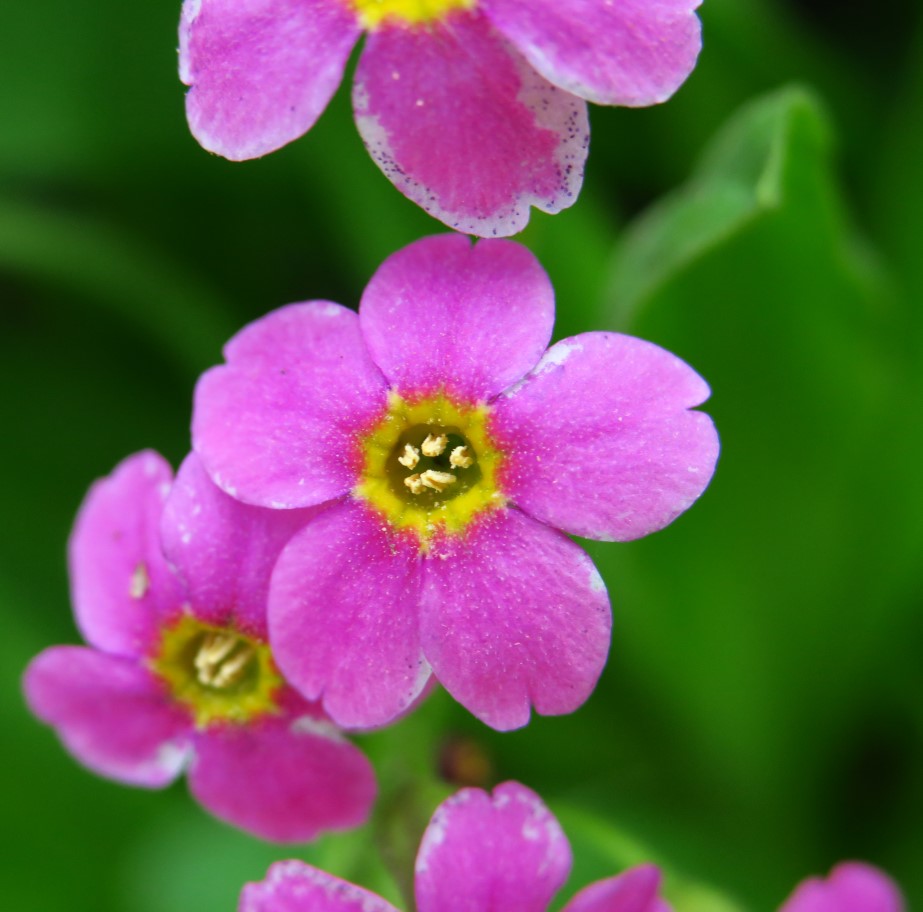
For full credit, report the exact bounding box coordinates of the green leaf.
[595,86,916,903]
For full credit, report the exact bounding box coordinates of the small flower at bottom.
[780,862,905,912]
[192,233,720,732]
[22,451,376,842]
[240,781,671,912]
[179,0,702,235]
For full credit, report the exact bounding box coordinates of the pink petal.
[491,333,718,542]
[69,451,185,657]
[193,302,388,509]
[268,498,430,729]
[240,860,401,912]
[188,713,376,842]
[353,12,588,237]
[359,234,554,401]
[23,646,190,788]
[564,865,672,912]
[482,0,702,107]
[180,0,360,160]
[780,862,905,912]
[415,781,572,912]
[162,453,320,638]
[420,508,611,731]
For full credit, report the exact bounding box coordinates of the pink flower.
[192,233,719,731]
[22,451,376,842]
[240,780,672,912]
[179,0,702,236]
[780,862,905,912]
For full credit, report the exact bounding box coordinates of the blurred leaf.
[596,86,917,903]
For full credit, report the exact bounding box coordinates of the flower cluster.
[24,233,716,839]
[240,781,907,912]
[179,0,703,235]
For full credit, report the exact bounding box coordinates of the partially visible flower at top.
[780,862,905,912]
[192,233,719,732]
[240,780,672,912]
[179,0,703,236]
[22,451,376,842]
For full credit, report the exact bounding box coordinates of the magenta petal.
[269,499,430,728]
[240,861,401,912]
[353,12,588,237]
[780,863,905,912]
[420,509,611,731]
[180,0,360,160]
[23,646,190,787]
[188,714,376,842]
[482,0,702,107]
[415,781,572,912]
[492,333,719,542]
[69,451,184,657]
[162,453,320,638]
[193,302,388,509]
[563,866,671,912]
[360,235,554,400]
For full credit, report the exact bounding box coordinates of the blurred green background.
[2,0,921,909]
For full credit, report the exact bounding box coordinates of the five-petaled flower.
[23,451,376,842]
[780,862,905,912]
[192,233,719,731]
[240,780,673,912]
[179,0,703,236]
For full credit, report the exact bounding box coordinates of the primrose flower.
[780,862,905,912]
[23,451,376,842]
[240,780,672,912]
[179,0,702,236]
[193,233,719,731]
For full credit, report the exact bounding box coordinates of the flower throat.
[351,0,475,29]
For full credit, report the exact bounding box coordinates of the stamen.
[195,632,237,685]
[210,646,255,688]
[449,445,474,469]
[421,433,448,457]
[129,562,150,599]
[404,473,426,495]
[420,469,457,492]
[397,444,420,470]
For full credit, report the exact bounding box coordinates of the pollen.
[421,433,448,457]
[404,473,426,494]
[398,443,421,469]
[449,445,474,469]
[129,562,150,599]
[420,469,456,492]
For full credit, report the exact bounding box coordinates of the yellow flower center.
[350,0,475,30]
[354,391,505,545]
[149,614,283,729]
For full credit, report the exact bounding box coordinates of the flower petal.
[420,508,611,731]
[415,781,572,912]
[162,453,320,638]
[180,0,360,160]
[482,0,702,107]
[193,302,388,509]
[240,861,401,912]
[359,234,554,401]
[780,863,905,912]
[188,713,376,842]
[23,646,190,788]
[69,451,184,657]
[563,866,672,912]
[268,498,430,728]
[353,12,588,237]
[491,333,718,542]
